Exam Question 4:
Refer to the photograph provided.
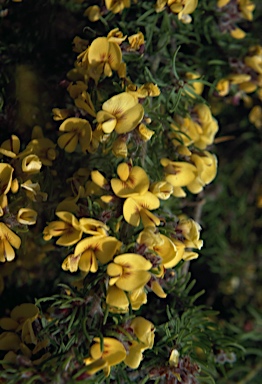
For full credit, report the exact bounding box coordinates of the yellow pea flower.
[245,50,262,75]
[97,92,144,134]
[105,0,131,14]
[216,78,230,97]
[187,152,217,194]
[150,181,173,200]
[43,211,82,246]
[58,117,92,153]
[17,208,37,225]
[83,5,101,22]
[123,192,160,227]
[107,253,152,291]
[176,217,203,249]
[87,37,122,80]
[239,0,255,21]
[128,32,145,51]
[111,163,149,197]
[107,28,127,44]
[79,217,109,236]
[138,124,155,142]
[74,91,96,118]
[62,235,121,273]
[124,317,154,369]
[72,36,89,53]
[67,81,87,99]
[26,136,57,167]
[21,154,42,173]
[161,158,197,197]
[0,223,21,262]
[84,337,126,377]
[137,227,178,267]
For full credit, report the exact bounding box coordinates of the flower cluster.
[0,303,50,367]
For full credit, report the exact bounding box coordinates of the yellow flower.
[84,337,126,377]
[169,349,179,367]
[124,317,155,369]
[158,0,198,20]
[137,227,179,267]
[83,5,101,22]
[128,32,145,51]
[107,253,152,291]
[107,28,127,44]
[72,36,89,53]
[216,78,230,96]
[187,152,218,194]
[97,92,144,134]
[138,124,155,141]
[0,223,21,262]
[25,135,57,167]
[111,163,149,197]
[21,154,42,173]
[43,211,82,246]
[150,181,173,200]
[176,217,203,249]
[74,91,96,118]
[161,158,197,197]
[17,208,37,225]
[185,72,204,96]
[105,0,131,14]
[123,193,160,227]
[0,164,14,196]
[58,117,92,153]
[87,37,122,81]
[62,235,121,273]
[67,81,87,99]
[245,48,262,74]
[239,0,255,21]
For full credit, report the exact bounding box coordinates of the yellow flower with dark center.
[58,117,92,153]
[43,211,82,246]
[0,223,21,262]
[62,235,121,273]
[97,92,144,134]
[107,253,152,291]
[87,37,122,80]
[111,163,149,197]
[161,158,197,197]
[123,193,160,227]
